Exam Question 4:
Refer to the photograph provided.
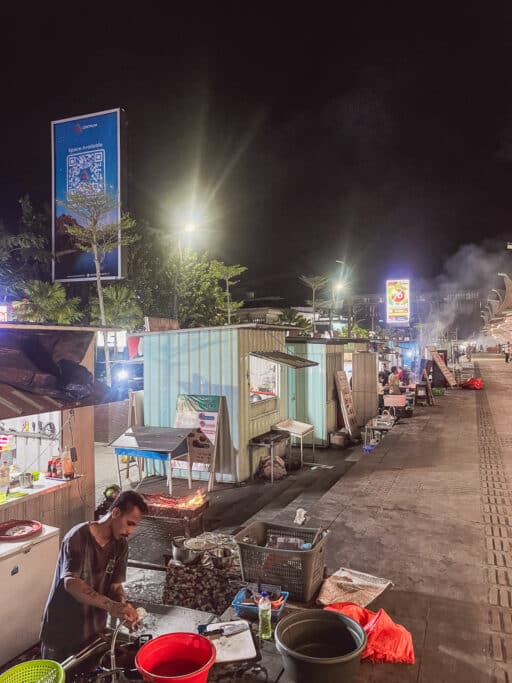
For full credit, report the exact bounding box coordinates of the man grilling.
[40,491,148,662]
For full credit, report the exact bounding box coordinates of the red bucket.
[135,633,216,683]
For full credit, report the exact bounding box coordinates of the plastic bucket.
[275,609,366,683]
[135,633,216,683]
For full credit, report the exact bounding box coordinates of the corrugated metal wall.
[286,342,344,446]
[237,328,288,480]
[144,328,239,480]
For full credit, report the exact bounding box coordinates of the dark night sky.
[2,4,512,302]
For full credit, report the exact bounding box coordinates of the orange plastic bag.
[325,601,415,664]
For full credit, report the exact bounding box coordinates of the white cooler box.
[0,524,59,666]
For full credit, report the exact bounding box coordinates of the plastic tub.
[275,609,366,683]
[135,633,216,683]
[231,588,289,621]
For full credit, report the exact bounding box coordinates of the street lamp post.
[173,223,196,320]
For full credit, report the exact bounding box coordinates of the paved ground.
[95,357,512,681]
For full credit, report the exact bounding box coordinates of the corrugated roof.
[0,383,77,419]
[250,350,318,369]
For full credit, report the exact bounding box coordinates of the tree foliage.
[127,221,170,317]
[89,283,143,332]
[277,308,312,334]
[210,261,247,323]
[12,281,82,324]
[166,250,242,328]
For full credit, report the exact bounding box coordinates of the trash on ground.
[317,566,392,607]
[294,508,307,525]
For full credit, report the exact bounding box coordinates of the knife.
[199,623,249,639]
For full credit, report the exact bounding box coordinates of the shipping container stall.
[285,338,345,447]
[142,325,317,482]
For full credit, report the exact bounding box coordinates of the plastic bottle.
[0,460,9,488]
[62,450,74,479]
[258,591,272,640]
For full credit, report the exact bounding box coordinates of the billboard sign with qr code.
[52,109,122,281]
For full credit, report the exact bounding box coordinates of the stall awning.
[250,350,318,369]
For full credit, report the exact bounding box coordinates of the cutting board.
[205,620,257,663]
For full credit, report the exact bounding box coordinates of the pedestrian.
[505,341,510,364]
[40,490,148,662]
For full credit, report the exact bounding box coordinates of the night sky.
[2,4,512,302]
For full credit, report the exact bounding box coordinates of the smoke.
[418,242,508,347]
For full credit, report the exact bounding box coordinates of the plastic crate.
[231,588,289,621]
[234,522,328,602]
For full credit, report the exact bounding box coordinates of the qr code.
[67,151,105,195]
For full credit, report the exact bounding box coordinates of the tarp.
[0,328,108,418]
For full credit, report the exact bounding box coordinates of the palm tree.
[12,281,82,324]
[277,308,312,334]
[299,275,329,334]
[89,283,143,332]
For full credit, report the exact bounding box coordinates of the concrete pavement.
[104,356,512,681]
[251,356,510,682]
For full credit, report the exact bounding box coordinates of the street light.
[173,223,197,319]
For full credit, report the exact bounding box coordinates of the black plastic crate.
[234,522,328,602]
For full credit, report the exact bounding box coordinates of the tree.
[12,281,82,324]
[299,275,329,334]
[58,185,137,386]
[89,283,143,332]
[277,309,312,334]
[127,220,170,317]
[211,262,247,324]
[336,322,370,339]
[166,251,246,328]
[0,227,48,300]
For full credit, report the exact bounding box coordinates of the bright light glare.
[116,369,129,381]
[335,281,345,291]
[184,223,196,233]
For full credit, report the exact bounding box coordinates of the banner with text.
[52,109,122,281]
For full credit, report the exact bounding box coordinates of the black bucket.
[275,609,367,683]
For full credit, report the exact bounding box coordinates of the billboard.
[386,279,410,325]
[52,109,122,281]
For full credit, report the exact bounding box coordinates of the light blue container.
[286,339,344,446]
[142,326,297,482]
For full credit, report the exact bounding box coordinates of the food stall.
[0,323,106,536]
[285,338,345,446]
[142,324,317,482]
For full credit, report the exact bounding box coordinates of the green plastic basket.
[0,660,64,683]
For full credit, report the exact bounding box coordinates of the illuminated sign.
[0,305,7,322]
[52,109,122,282]
[386,279,410,325]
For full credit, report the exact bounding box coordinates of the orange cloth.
[325,601,415,664]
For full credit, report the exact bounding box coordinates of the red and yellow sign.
[386,279,410,324]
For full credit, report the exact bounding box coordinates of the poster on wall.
[173,395,221,477]
[386,279,410,325]
[52,109,122,282]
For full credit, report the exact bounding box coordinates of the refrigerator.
[0,524,59,666]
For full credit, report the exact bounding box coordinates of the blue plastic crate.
[231,588,289,621]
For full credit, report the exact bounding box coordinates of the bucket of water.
[135,632,216,683]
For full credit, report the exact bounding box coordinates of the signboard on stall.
[173,395,221,486]
[386,279,410,325]
[52,109,123,282]
[335,371,360,439]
